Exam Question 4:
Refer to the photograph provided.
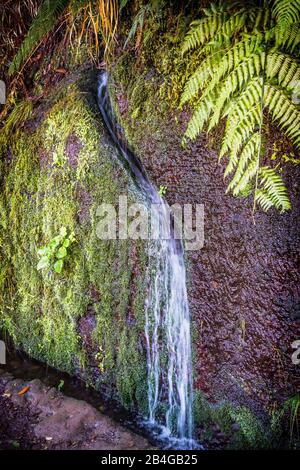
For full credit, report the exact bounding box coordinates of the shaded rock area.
[0,369,152,450]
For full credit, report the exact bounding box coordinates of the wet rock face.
[110,67,300,413]
[65,133,83,169]
[175,135,300,410]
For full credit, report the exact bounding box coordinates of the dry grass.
[65,0,119,63]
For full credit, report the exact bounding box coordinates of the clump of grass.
[284,395,300,447]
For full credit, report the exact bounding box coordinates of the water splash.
[97,72,197,449]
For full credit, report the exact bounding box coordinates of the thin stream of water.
[97,72,198,449]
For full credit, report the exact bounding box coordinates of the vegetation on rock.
[0,72,148,410]
[180,0,300,212]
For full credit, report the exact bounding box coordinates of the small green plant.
[37,226,75,274]
[52,150,66,167]
[57,379,65,391]
[95,349,105,373]
[158,185,168,196]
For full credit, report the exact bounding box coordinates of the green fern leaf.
[232,158,259,195]
[9,0,69,75]
[256,166,291,212]
[273,0,300,25]
[267,51,300,87]
[264,84,300,149]
[221,104,261,160]
[208,53,265,130]
[182,6,248,55]
[203,35,263,98]
[226,132,261,191]
[180,55,217,106]
[180,2,298,213]
[273,0,300,48]
[182,96,213,143]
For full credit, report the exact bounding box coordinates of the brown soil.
[0,368,153,450]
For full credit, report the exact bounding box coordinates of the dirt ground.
[0,368,153,450]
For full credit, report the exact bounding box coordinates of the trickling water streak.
[97,72,196,448]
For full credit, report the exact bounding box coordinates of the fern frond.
[69,0,90,15]
[255,166,291,212]
[203,35,263,98]
[182,6,247,55]
[9,0,69,75]
[225,121,259,177]
[226,132,261,190]
[182,96,213,143]
[180,1,298,213]
[124,4,151,48]
[274,22,300,51]
[180,34,262,106]
[232,158,259,195]
[286,22,300,51]
[273,0,300,48]
[264,84,300,148]
[221,104,261,160]
[0,101,33,150]
[208,53,265,130]
[182,13,228,54]
[179,56,216,106]
[220,9,248,39]
[254,189,275,211]
[273,0,300,25]
[266,51,300,87]
[197,32,229,58]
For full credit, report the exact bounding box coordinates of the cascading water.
[97,72,197,449]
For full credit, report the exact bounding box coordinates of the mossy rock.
[0,68,148,411]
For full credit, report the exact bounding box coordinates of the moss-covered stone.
[0,69,148,411]
[193,390,285,449]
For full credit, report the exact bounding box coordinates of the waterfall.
[97,73,196,449]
